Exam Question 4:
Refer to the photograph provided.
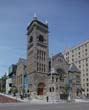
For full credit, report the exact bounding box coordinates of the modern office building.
[64,40,89,97]
[6,64,17,94]
[8,64,17,88]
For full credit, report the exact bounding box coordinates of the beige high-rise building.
[64,40,89,97]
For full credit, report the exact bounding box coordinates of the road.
[0,102,89,110]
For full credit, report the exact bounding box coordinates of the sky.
[0,0,89,77]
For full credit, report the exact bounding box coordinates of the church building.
[15,15,82,100]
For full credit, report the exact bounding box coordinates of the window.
[86,58,88,62]
[56,78,58,82]
[56,86,58,90]
[79,65,81,68]
[79,61,81,64]
[52,76,54,82]
[66,52,69,56]
[86,73,88,76]
[9,83,12,87]
[42,64,43,72]
[85,49,87,52]
[52,87,54,92]
[49,87,54,92]
[72,55,74,57]
[29,36,33,43]
[83,79,85,81]
[83,74,85,77]
[38,35,44,42]
[78,52,80,55]
[44,52,46,61]
[49,88,51,92]
[85,53,87,56]
[44,64,45,72]
[86,83,89,86]
[58,58,62,62]
[78,56,80,58]
[86,78,88,81]
[86,63,88,66]
[72,59,74,62]
[37,63,38,71]
[86,68,88,72]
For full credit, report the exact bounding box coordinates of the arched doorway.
[37,82,45,95]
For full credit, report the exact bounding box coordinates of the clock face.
[38,35,44,43]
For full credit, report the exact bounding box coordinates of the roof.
[68,63,80,73]
[19,58,27,66]
[48,67,58,75]
[52,52,69,65]
[51,67,57,73]
[63,39,89,54]
[27,18,48,30]
[52,52,63,60]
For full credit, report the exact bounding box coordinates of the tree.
[12,87,18,96]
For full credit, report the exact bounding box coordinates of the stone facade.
[27,17,49,98]
[16,58,27,95]
[68,64,81,98]
[48,53,81,100]
[14,17,81,100]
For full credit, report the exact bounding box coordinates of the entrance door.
[37,82,45,95]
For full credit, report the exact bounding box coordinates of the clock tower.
[27,16,49,97]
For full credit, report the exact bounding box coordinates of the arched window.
[38,35,44,42]
[29,36,33,43]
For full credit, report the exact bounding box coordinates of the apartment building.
[64,40,89,97]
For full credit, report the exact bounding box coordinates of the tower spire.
[33,13,37,20]
[45,20,48,25]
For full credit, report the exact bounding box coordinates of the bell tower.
[27,16,49,97]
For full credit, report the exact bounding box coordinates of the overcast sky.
[0,0,89,77]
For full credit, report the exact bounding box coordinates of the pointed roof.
[48,67,59,76]
[27,18,48,31]
[68,63,80,73]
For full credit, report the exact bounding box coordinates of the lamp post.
[67,71,72,102]
[50,54,53,102]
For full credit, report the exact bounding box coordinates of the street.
[0,102,89,110]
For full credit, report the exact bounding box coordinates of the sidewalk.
[1,93,89,104]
